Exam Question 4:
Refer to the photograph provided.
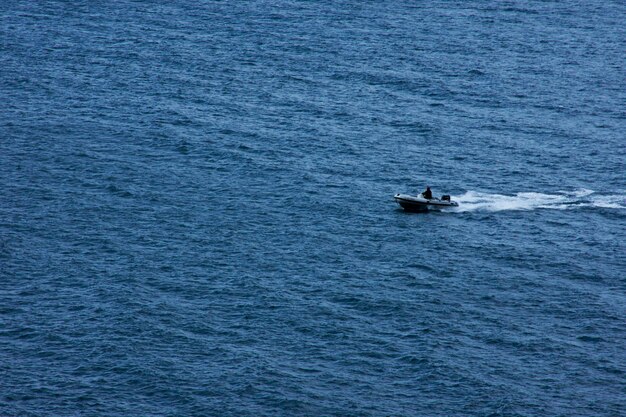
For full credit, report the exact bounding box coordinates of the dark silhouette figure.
[422,186,433,199]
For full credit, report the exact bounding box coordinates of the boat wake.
[450,189,626,213]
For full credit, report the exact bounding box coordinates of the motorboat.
[394,193,459,212]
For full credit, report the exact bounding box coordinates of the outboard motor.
[441,195,451,201]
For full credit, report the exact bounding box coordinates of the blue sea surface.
[1,1,625,416]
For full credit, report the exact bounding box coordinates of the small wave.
[451,190,626,212]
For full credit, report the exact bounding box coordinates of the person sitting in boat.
[421,186,433,199]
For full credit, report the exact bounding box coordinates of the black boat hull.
[394,194,459,212]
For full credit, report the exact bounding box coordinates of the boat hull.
[394,193,458,212]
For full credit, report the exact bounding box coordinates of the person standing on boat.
[422,186,432,199]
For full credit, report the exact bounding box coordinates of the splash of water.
[450,190,626,212]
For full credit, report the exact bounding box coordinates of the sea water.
[1,1,625,416]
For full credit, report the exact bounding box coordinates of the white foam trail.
[592,195,626,209]
[450,189,625,212]
[571,188,594,198]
